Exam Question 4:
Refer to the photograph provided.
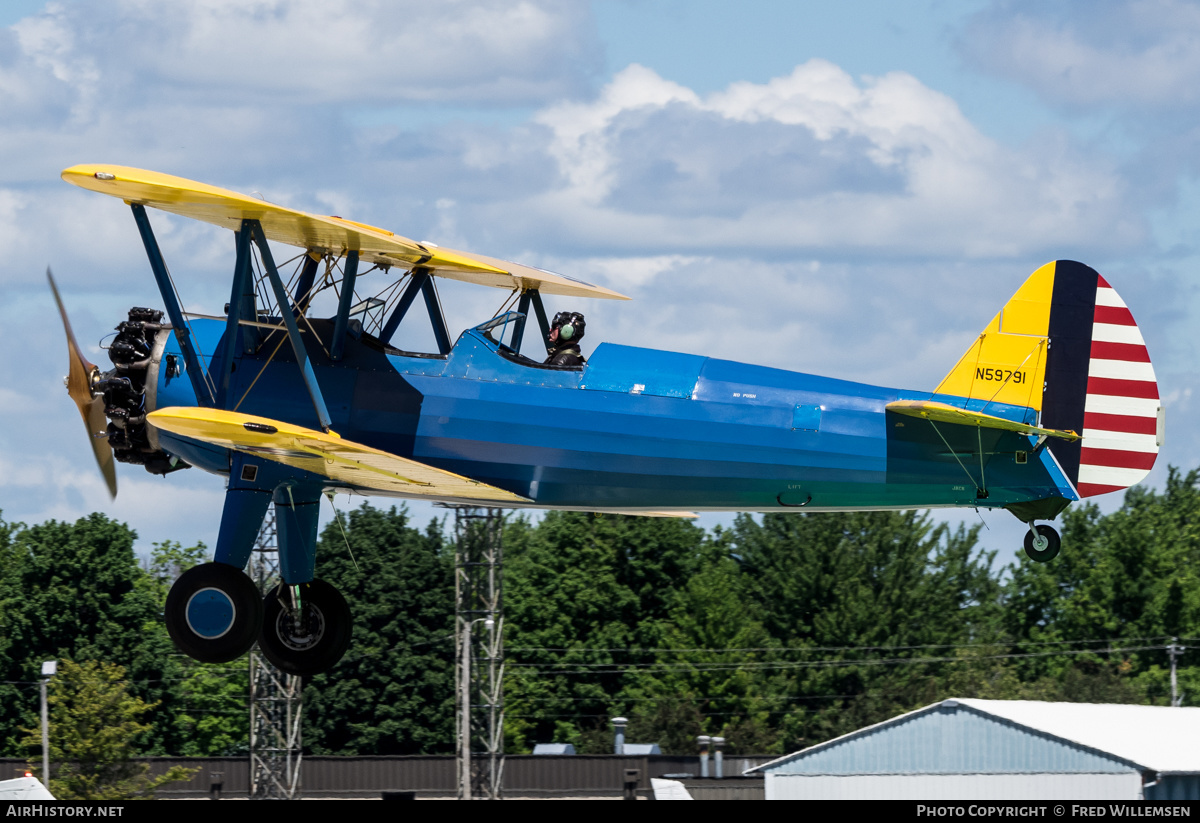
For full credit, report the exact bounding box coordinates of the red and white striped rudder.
[1039,262,1163,498]
[1077,275,1163,497]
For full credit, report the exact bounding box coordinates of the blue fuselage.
[150,319,1075,513]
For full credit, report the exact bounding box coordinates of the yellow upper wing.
[146,407,531,503]
[62,164,629,301]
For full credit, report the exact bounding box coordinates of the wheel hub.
[185,587,236,639]
[275,605,326,652]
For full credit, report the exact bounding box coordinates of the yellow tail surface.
[935,262,1055,412]
[934,261,1161,498]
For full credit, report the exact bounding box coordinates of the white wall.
[766,772,1143,800]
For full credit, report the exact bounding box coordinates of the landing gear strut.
[258,579,352,676]
[165,562,264,662]
[1024,523,1061,563]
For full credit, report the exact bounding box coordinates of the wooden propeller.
[48,269,117,498]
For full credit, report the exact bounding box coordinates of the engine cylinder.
[101,307,188,476]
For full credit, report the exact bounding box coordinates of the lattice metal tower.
[453,507,506,800]
[247,505,304,799]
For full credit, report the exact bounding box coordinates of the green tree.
[304,504,455,754]
[503,512,712,753]
[140,540,209,608]
[0,513,30,754]
[621,553,786,754]
[22,659,194,800]
[0,514,241,757]
[733,510,999,748]
[1001,468,1200,704]
[0,514,168,755]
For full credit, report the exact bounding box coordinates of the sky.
[1,0,1197,562]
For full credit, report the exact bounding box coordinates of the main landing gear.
[165,563,263,663]
[1024,523,1061,563]
[258,580,352,676]
[165,564,352,676]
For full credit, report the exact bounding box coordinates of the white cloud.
[959,0,1200,111]
[0,449,227,549]
[568,254,709,291]
[521,61,1141,259]
[535,64,700,198]
[5,0,598,109]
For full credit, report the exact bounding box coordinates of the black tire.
[1023,524,1062,562]
[259,579,352,676]
[165,562,263,663]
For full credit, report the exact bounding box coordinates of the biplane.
[54,164,1164,675]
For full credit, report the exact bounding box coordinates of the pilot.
[545,311,586,366]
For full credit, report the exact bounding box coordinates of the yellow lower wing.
[147,407,531,503]
[886,400,1080,442]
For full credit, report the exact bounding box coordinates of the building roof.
[954,699,1200,775]
[624,743,662,755]
[532,743,576,755]
[753,699,1200,776]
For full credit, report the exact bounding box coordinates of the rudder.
[935,261,1162,498]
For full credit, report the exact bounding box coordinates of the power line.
[507,636,1176,655]
[507,644,1169,676]
[508,693,859,704]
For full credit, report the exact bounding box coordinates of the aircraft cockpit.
[472,312,587,371]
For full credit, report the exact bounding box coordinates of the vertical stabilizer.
[936,261,1161,498]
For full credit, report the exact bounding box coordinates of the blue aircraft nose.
[185,587,237,639]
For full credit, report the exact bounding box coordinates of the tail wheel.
[259,579,352,676]
[1024,524,1062,563]
[165,562,263,663]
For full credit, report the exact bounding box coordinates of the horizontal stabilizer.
[147,407,531,504]
[62,164,628,301]
[886,400,1081,442]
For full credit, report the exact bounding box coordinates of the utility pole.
[1168,637,1185,707]
[248,505,304,799]
[453,507,505,800]
[39,661,56,791]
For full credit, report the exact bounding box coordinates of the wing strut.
[380,267,431,344]
[330,251,359,361]
[249,220,333,432]
[293,253,320,317]
[214,224,257,407]
[422,275,452,354]
[925,418,988,499]
[130,204,215,406]
[528,290,552,356]
[511,291,532,351]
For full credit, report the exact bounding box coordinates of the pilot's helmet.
[549,311,586,345]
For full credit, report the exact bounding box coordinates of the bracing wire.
[325,491,360,573]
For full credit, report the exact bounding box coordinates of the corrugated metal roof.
[624,744,662,755]
[956,699,1200,774]
[754,699,1200,776]
[533,744,576,755]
